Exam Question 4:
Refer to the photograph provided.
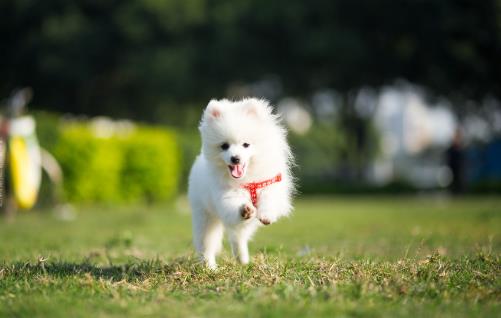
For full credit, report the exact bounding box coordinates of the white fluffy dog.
[188,98,294,269]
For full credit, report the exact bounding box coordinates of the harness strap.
[241,173,282,207]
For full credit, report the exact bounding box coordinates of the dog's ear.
[244,98,272,118]
[204,99,221,120]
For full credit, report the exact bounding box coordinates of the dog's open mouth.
[228,164,245,178]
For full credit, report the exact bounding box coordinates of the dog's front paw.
[257,212,272,225]
[240,203,256,220]
[259,217,271,225]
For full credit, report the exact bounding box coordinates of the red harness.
[242,173,282,207]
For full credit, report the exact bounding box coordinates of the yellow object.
[10,137,39,209]
[8,116,42,210]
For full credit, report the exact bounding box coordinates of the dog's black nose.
[231,156,240,164]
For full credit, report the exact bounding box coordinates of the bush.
[53,125,123,203]
[120,127,180,203]
[51,121,180,204]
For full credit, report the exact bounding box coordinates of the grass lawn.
[0,196,500,317]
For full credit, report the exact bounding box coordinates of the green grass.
[0,196,500,317]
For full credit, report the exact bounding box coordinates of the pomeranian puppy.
[188,98,294,269]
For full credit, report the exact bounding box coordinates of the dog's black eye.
[243,143,250,148]
[221,142,230,150]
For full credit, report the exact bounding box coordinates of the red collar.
[242,173,282,207]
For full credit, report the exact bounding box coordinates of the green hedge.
[120,127,180,203]
[51,122,180,204]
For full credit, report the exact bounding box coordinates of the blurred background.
[1,0,501,208]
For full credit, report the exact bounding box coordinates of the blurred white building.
[370,84,456,188]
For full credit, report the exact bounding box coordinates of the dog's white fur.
[188,98,294,269]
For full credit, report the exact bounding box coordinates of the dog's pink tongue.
[231,164,244,178]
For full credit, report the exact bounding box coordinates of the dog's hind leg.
[228,223,258,265]
[193,210,223,269]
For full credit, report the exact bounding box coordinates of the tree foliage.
[1,0,500,120]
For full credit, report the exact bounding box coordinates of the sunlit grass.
[0,196,500,317]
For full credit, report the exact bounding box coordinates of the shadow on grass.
[1,257,197,281]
